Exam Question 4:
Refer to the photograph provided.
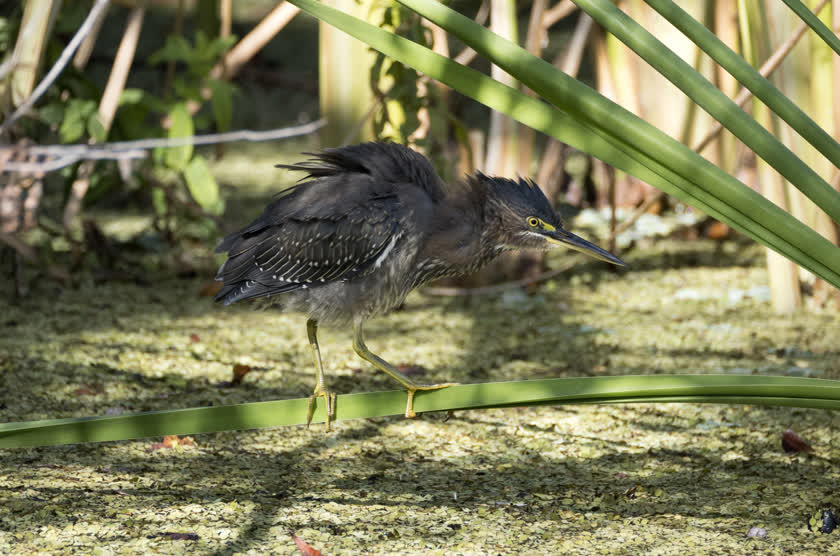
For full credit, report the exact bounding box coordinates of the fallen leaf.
[200,281,223,297]
[291,533,323,556]
[72,387,100,396]
[781,429,814,453]
[232,363,253,385]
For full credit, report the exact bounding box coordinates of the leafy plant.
[134,31,237,223]
[370,5,429,143]
[370,4,453,179]
[26,22,236,239]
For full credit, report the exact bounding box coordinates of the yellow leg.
[352,321,455,418]
[307,318,336,431]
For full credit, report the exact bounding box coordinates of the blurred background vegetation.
[1,0,838,311]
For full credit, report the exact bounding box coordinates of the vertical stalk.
[484,0,518,176]
[73,1,110,70]
[415,21,451,180]
[535,12,595,205]
[220,0,233,39]
[5,0,61,108]
[517,0,547,177]
[808,0,837,241]
[164,0,185,97]
[808,0,839,303]
[63,7,145,232]
[713,0,741,173]
[603,1,650,207]
[739,0,801,312]
[319,0,376,146]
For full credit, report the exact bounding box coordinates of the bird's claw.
[307,389,337,432]
[403,382,457,419]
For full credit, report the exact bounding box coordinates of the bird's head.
[478,174,625,266]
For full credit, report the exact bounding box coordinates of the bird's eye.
[527,217,540,228]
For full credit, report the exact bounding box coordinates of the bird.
[214,142,624,430]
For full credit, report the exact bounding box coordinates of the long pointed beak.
[544,229,626,266]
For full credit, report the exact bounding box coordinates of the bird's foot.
[307,387,337,432]
[403,382,457,419]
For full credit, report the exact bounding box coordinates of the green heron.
[215,142,624,429]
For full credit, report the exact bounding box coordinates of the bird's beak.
[543,228,626,266]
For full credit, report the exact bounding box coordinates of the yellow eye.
[527,217,540,228]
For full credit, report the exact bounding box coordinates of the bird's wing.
[214,203,398,305]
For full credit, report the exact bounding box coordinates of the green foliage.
[150,30,237,78]
[371,5,427,142]
[58,98,95,143]
[184,154,224,215]
[370,4,451,178]
[209,79,234,132]
[140,32,235,230]
[14,7,240,249]
[51,98,107,143]
[162,102,195,171]
[0,8,21,55]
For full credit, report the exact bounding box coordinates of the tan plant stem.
[63,6,144,232]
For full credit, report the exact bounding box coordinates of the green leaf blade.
[4,376,840,448]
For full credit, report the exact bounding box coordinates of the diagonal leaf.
[643,0,840,171]
[574,0,840,224]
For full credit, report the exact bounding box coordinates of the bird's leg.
[306,318,336,431]
[352,321,455,418]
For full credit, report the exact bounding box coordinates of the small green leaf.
[162,103,194,171]
[118,88,145,107]
[149,35,192,65]
[86,113,107,142]
[209,80,234,132]
[59,99,96,143]
[184,155,223,214]
[59,115,85,143]
[151,186,167,217]
[207,34,238,61]
[39,103,64,126]
[195,29,209,52]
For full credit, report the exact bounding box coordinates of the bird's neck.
[476,186,517,253]
[455,180,517,265]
